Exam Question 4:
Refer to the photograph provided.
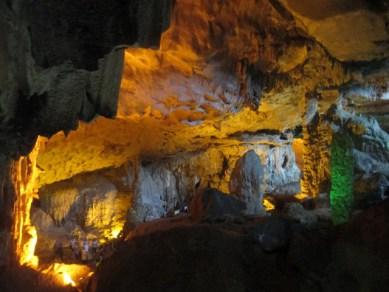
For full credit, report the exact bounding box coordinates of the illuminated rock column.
[12,137,43,267]
[329,131,354,224]
[300,112,333,199]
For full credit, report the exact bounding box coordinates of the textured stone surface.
[35,129,301,192]
[1,0,389,273]
[189,188,245,221]
[0,0,173,158]
[281,0,389,61]
[11,0,385,204]
[38,174,131,238]
[131,164,179,223]
[229,150,264,215]
[27,0,173,70]
[128,139,301,223]
[30,0,379,189]
[300,111,333,198]
[329,107,389,207]
[30,208,55,232]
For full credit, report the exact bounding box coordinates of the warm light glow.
[19,226,39,268]
[42,263,92,288]
[104,223,125,240]
[294,192,309,201]
[292,138,304,170]
[111,226,122,239]
[263,198,275,211]
[14,137,44,268]
[63,272,76,287]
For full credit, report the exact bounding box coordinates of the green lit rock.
[330,132,354,224]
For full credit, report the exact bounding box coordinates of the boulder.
[229,150,264,215]
[190,188,245,221]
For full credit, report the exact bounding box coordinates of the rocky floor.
[88,200,389,292]
[1,199,389,292]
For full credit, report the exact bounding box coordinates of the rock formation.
[0,0,388,290]
[229,150,264,215]
[89,201,389,292]
[189,188,246,221]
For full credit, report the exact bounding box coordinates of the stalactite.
[11,137,43,267]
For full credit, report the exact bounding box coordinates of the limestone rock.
[26,0,171,70]
[127,138,301,224]
[264,146,301,196]
[331,107,389,207]
[132,163,180,223]
[90,48,125,118]
[39,174,131,238]
[277,45,308,73]
[229,150,264,215]
[40,185,79,226]
[2,0,389,274]
[30,208,55,232]
[189,188,245,221]
[281,0,389,61]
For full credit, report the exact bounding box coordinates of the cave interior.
[1,0,389,291]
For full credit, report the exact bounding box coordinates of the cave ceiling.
[1,0,388,187]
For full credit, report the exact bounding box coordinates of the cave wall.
[0,0,388,272]
[131,137,300,222]
[330,106,389,208]
[32,136,300,237]
[0,0,174,267]
[30,0,389,191]
[0,0,173,147]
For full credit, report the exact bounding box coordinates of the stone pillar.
[300,99,333,198]
[11,138,42,268]
[229,150,264,215]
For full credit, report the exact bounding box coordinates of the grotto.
[1,0,389,291]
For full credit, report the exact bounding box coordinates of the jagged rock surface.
[300,111,333,198]
[129,139,300,222]
[0,0,388,274]
[30,0,386,188]
[131,164,178,223]
[330,106,389,207]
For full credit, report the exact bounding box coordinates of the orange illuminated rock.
[33,0,355,188]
